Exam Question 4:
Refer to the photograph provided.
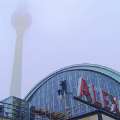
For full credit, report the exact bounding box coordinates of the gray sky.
[0,0,120,100]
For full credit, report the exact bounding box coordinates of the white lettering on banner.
[77,78,120,114]
[77,77,82,97]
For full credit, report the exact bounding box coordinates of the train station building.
[1,64,120,120]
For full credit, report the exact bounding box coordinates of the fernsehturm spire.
[10,4,31,98]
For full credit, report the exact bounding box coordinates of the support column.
[98,113,103,120]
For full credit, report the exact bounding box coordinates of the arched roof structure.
[25,63,120,101]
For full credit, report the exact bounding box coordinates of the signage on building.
[77,78,120,114]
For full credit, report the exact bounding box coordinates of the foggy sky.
[0,0,120,100]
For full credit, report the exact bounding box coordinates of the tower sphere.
[11,8,32,33]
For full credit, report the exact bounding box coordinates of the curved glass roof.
[25,63,120,101]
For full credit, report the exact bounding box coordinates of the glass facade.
[25,64,120,120]
[1,97,29,120]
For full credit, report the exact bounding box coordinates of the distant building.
[1,63,120,120]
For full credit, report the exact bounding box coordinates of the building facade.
[25,64,120,120]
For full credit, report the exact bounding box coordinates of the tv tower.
[10,4,32,98]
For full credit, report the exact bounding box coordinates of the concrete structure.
[10,6,31,98]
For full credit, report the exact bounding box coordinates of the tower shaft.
[10,33,23,98]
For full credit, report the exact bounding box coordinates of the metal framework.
[25,64,120,101]
[0,97,29,120]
